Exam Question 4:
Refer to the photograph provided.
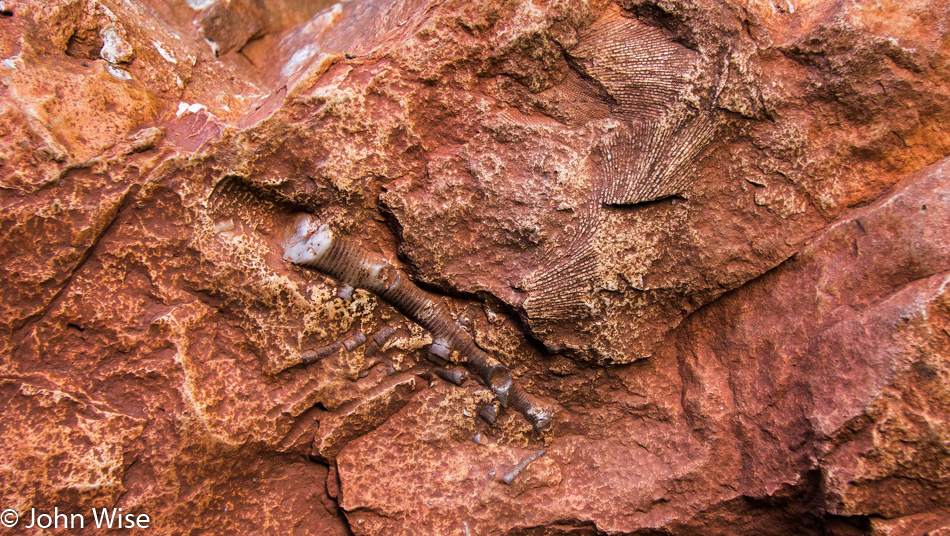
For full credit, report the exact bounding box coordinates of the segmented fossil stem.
[432,367,465,386]
[479,403,499,424]
[508,383,553,432]
[300,342,342,365]
[302,323,398,370]
[365,324,398,358]
[371,325,397,346]
[282,214,553,432]
[341,331,367,351]
[501,449,547,485]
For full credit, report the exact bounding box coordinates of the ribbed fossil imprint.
[520,206,601,327]
[596,114,717,206]
[517,5,721,342]
[570,8,697,121]
[282,213,555,432]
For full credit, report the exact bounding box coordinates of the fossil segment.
[597,114,717,205]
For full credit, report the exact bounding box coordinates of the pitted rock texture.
[1,0,948,534]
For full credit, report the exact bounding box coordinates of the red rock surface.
[1,0,948,534]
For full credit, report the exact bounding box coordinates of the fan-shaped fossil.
[597,113,717,206]
[520,206,601,327]
[569,7,699,121]
[515,5,721,354]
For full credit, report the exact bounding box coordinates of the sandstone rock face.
[1,0,948,534]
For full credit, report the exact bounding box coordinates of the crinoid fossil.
[281,213,555,432]
[205,175,554,433]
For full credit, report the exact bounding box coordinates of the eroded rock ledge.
[1,0,948,534]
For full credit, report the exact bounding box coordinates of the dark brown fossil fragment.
[500,449,547,485]
[299,342,342,366]
[432,367,465,386]
[282,214,555,432]
[365,324,398,357]
[479,403,499,425]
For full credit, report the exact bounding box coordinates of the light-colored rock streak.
[281,213,554,432]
